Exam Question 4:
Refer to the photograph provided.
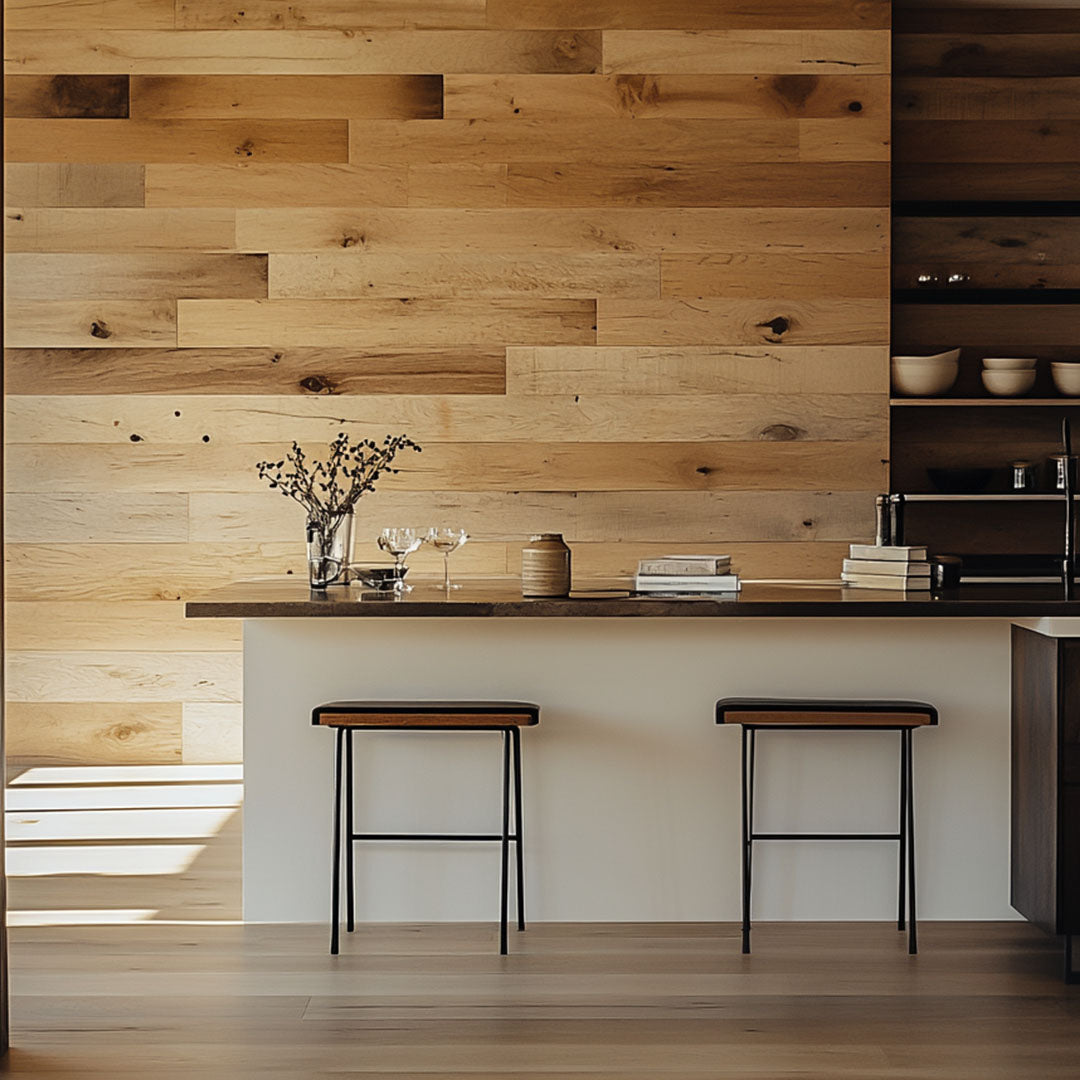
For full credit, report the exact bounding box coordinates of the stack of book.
[634,554,740,597]
[841,544,931,591]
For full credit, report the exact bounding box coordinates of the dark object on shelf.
[1061,419,1076,590]
[930,555,963,590]
[1011,627,1080,983]
[1012,461,1037,491]
[893,288,1080,305]
[927,467,995,494]
[716,697,938,956]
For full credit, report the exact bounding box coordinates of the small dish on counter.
[349,565,408,591]
[890,349,961,397]
[1051,362,1080,396]
[982,369,1036,397]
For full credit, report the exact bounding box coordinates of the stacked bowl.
[1052,362,1080,396]
[981,358,1036,397]
[890,349,960,397]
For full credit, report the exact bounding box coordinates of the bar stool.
[715,697,938,955]
[312,700,539,955]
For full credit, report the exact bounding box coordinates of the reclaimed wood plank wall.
[3,0,891,764]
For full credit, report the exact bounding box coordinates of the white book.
[635,574,741,592]
[848,544,928,562]
[639,556,731,576]
[842,574,931,591]
[843,558,930,577]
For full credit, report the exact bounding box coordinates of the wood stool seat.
[315,699,538,957]
[716,695,937,956]
[313,701,540,728]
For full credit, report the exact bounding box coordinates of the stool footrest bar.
[351,832,520,842]
[751,832,902,841]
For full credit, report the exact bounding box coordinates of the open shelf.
[900,493,1076,502]
[890,398,1080,406]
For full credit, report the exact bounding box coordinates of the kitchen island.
[187,579,1079,973]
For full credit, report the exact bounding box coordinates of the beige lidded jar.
[521,534,571,597]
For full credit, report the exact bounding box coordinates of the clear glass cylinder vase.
[306,511,354,588]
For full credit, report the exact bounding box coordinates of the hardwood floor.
[4,766,1079,1078]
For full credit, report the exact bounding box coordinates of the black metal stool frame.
[738,722,920,956]
[329,723,525,956]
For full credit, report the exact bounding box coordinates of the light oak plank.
[505,346,888,395]
[4,0,173,29]
[5,301,176,348]
[660,252,889,299]
[5,208,235,251]
[267,252,659,299]
[6,651,241,704]
[5,254,267,300]
[5,393,885,445]
[347,117,799,164]
[4,75,129,118]
[443,74,887,121]
[3,30,602,75]
[597,298,888,346]
[894,76,1080,121]
[182,704,242,764]
[190,489,876,543]
[487,0,890,30]
[797,114,891,162]
[5,703,182,765]
[5,601,242,651]
[4,493,189,543]
[4,440,887,494]
[3,541,507,600]
[175,299,596,348]
[176,0,486,28]
[129,75,443,120]
[235,207,888,254]
[4,118,350,164]
[506,162,890,207]
[603,30,891,76]
[894,120,1080,163]
[5,164,145,207]
[406,163,509,208]
[144,164,407,208]
[3,347,506,395]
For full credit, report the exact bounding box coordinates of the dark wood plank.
[894,77,1080,121]
[4,75,129,118]
[894,34,1080,77]
[891,304,1080,350]
[894,120,1080,163]
[895,9,1080,35]
[893,162,1080,201]
[2,348,506,395]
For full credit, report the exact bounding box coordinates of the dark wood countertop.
[185,579,1080,619]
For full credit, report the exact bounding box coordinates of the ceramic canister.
[521,533,571,597]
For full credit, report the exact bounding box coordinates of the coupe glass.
[377,527,424,591]
[427,527,468,590]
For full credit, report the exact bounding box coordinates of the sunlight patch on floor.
[10,764,243,786]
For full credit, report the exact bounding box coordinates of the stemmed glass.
[377,527,424,591]
[427,528,468,591]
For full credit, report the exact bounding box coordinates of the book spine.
[638,559,729,575]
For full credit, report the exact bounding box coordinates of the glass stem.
[443,553,451,591]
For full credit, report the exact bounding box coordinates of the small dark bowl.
[926,467,995,494]
[350,565,408,591]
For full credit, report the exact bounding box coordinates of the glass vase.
[306,511,354,588]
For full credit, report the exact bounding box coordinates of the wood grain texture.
[894,33,1080,77]
[176,299,597,347]
[4,30,602,75]
[235,208,887,254]
[443,74,888,121]
[4,3,889,765]
[894,120,1080,163]
[5,254,268,300]
[129,75,444,120]
[893,162,1080,201]
[4,164,145,207]
[894,76,1080,121]
[5,301,176,348]
[487,0,890,30]
[4,119,350,164]
[5,75,129,118]
[4,347,506,395]
[175,0,487,29]
[891,305,1080,350]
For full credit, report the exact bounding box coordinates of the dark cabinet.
[1011,625,1080,981]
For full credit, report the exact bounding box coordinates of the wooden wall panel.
[3,1,889,764]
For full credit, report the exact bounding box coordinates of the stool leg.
[741,726,756,954]
[906,729,918,955]
[345,728,355,934]
[898,730,907,932]
[499,729,511,955]
[330,726,344,956]
[511,725,526,932]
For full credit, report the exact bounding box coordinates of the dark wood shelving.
[893,289,1080,305]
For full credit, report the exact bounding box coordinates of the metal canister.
[521,534,571,597]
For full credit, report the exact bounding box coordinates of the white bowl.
[1052,363,1080,396]
[891,351,960,397]
[983,357,1037,370]
[982,369,1036,397]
